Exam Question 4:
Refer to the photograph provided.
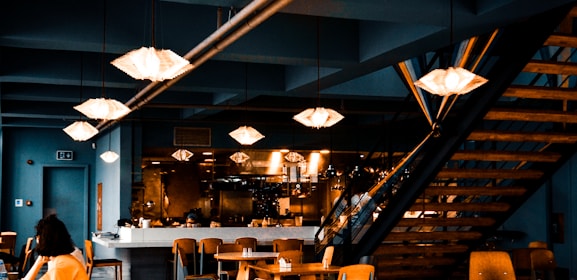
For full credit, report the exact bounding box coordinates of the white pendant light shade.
[63,121,99,141]
[229,126,265,145]
[414,67,488,96]
[111,47,193,82]
[229,151,250,164]
[172,149,193,161]
[285,151,304,163]
[293,107,344,128]
[100,151,119,163]
[74,98,131,120]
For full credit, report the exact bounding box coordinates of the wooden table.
[248,263,341,280]
[214,251,279,280]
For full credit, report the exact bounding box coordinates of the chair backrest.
[469,251,516,280]
[337,264,374,280]
[322,246,334,266]
[198,238,223,254]
[173,238,197,254]
[272,239,303,252]
[528,241,548,249]
[175,245,189,280]
[0,232,17,255]
[235,237,257,251]
[217,243,243,254]
[84,240,95,269]
[19,237,34,277]
[275,250,303,264]
[530,249,556,280]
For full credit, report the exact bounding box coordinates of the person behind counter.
[23,214,87,280]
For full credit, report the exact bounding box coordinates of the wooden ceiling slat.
[408,202,510,212]
[523,60,577,75]
[374,244,469,255]
[451,150,561,162]
[437,168,543,179]
[485,108,577,123]
[468,130,577,143]
[504,85,577,101]
[544,33,577,48]
[385,231,482,241]
[425,186,526,196]
[396,217,496,227]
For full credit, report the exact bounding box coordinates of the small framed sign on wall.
[56,150,73,160]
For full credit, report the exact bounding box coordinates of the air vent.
[173,127,211,147]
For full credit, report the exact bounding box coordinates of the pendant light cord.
[101,0,107,98]
[316,16,321,107]
[151,0,156,47]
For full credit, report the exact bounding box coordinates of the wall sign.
[56,150,73,160]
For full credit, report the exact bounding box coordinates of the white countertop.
[93,226,319,248]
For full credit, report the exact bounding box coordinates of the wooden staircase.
[315,3,577,280]
[365,5,577,280]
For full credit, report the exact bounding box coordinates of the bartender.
[186,212,198,228]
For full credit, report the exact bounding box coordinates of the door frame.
[41,164,90,244]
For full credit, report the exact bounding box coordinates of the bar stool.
[198,238,222,275]
[85,240,123,280]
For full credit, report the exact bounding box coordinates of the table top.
[248,263,341,276]
[214,251,279,261]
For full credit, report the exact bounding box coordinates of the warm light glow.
[202,152,213,156]
[229,151,250,163]
[279,149,290,153]
[63,121,99,141]
[172,149,193,161]
[293,107,344,128]
[228,126,265,145]
[111,47,193,82]
[414,67,488,96]
[308,152,320,175]
[285,151,304,163]
[319,149,330,154]
[267,151,282,175]
[74,98,131,120]
[100,151,119,163]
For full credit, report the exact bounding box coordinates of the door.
[43,166,88,249]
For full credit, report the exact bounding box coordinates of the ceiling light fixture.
[76,0,130,121]
[100,128,119,163]
[229,64,264,145]
[285,151,304,163]
[294,17,343,128]
[111,0,192,81]
[64,55,99,141]
[414,0,487,97]
[172,149,193,161]
[229,151,250,164]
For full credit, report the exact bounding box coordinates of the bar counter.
[91,226,319,280]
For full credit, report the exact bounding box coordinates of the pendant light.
[229,64,264,145]
[76,0,130,121]
[172,127,193,161]
[293,17,343,128]
[100,128,119,163]
[111,0,192,81]
[414,0,487,97]
[64,55,99,141]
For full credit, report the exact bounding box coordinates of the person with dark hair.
[22,214,87,280]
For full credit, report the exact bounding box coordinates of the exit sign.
[56,150,73,160]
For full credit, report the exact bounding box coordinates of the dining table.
[214,251,279,280]
[248,262,341,280]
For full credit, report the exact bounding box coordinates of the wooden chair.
[530,249,556,280]
[85,239,123,280]
[322,246,334,266]
[272,239,303,252]
[528,241,548,249]
[0,232,17,255]
[217,243,243,280]
[175,245,218,280]
[469,251,515,280]
[18,237,34,278]
[513,248,538,280]
[337,264,375,280]
[198,238,223,275]
[275,250,303,264]
[170,238,197,280]
[235,237,257,252]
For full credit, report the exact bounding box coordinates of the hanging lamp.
[64,56,99,141]
[100,128,119,163]
[76,0,130,121]
[229,64,264,145]
[294,17,343,128]
[172,127,193,161]
[414,0,487,97]
[111,0,192,81]
[229,151,250,164]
